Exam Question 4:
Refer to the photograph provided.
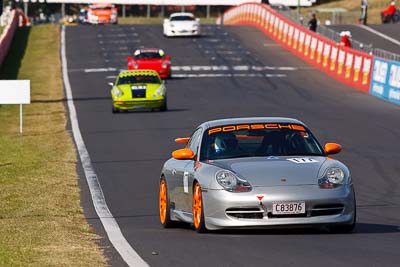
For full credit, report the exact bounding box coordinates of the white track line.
[104,73,287,79]
[171,73,287,78]
[61,26,149,267]
[359,24,400,46]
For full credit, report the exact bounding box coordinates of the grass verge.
[0,25,107,266]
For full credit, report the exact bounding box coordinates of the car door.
[173,128,203,212]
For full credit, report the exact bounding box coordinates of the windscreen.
[91,6,112,10]
[200,123,324,161]
[170,15,195,21]
[117,75,161,85]
[134,52,163,60]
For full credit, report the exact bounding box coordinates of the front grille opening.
[226,207,264,219]
[311,204,344,217]
[131,89,146,98]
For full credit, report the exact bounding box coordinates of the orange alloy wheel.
[193,183,202,229]
[159,180,167,224]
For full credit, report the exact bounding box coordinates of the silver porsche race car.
[159,117,356,233]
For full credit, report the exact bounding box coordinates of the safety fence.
[272,6,400,62]
[0,10,19,67]
[218,2,373,93]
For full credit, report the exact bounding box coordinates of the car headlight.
[113,88,123,98]
[133,63,139,69]
[216,170,252,192]
[153,85,166,97]
[161,63,168,68]
[318,167,345,189]
[170,23,174,28]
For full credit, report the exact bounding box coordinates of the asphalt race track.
[66,24,400,267]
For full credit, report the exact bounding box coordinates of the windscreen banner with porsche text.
[218,3,373,93]
[370,58,400,105]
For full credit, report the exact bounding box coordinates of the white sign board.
[0,80,31,104]
[0,80,31,133]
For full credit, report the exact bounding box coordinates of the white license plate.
[272,202,305,215]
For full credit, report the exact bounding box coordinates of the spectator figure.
[340,31,352,48]
[381,1,397,23]
[308,12,317,32]
[360,0,368,25]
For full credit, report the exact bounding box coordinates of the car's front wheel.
[160,98,167,111]
[192,182,207,233]
[112,105,119,113]
[330,190,356,233]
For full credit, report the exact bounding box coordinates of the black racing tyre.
[112,106,119,113]
[160,98,167,111]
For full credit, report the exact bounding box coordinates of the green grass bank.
[0,25,107,266]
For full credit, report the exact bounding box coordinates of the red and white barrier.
[219,3,373,92]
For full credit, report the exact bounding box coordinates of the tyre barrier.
[217,3,397,101]
[0,10,19,67]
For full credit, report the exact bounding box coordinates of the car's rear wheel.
[192,182,207,233]
[159,178,174,228]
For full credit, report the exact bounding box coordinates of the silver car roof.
[200,117,306,129]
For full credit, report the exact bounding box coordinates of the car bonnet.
[209,156,327,187]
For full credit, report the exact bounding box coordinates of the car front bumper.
[202,184,355,230]
[113,98,165,110]
[167,28,200,36]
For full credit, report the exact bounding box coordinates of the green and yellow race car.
[110,70,167,113]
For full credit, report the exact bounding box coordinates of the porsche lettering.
[208,124,306,135]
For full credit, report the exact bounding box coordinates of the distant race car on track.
[86,3,118,24]
[163,12,201,37]
[110,70,167,113]
[159,117,356,233]
[127,48,171,79]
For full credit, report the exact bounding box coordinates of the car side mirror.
[175,137,190,144]
[172,148,195,160]
[164,18,169,23]
[196,18,200,22]
[165,55,171,60]
[324,143,342,155]
[126,56,133,62]
[108,82,114,86]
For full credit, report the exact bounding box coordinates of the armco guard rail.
[0,10,19,67]
[217,3,373,93]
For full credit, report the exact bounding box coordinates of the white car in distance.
[163,12,201,37]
